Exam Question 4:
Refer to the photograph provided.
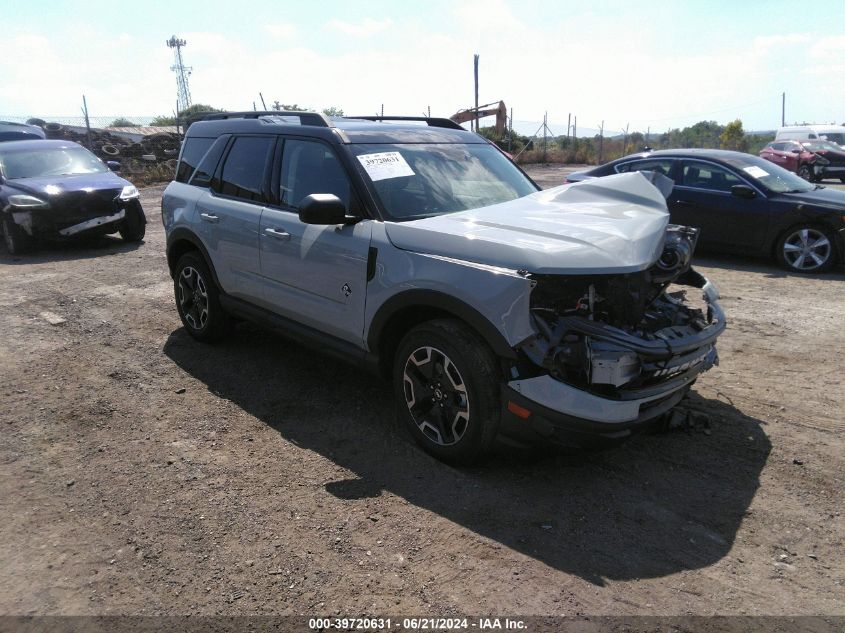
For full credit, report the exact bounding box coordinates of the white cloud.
[264,23,297,39]
[326,17,393,37]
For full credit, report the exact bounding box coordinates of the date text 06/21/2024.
[307,617,527,630]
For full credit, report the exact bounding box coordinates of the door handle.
[200,212,220,223]
[264,227,291,241]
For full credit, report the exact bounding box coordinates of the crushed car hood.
[384,172,670,274]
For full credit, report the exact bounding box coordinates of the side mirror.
[298,193,352,225]
[731,184,756,199]
[791,148,802,154]
[106,161,121,172]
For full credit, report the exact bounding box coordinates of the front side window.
[216,136,275,202]
[279,139,353,210]
[0,145,107,179]
[615,159,675,178]
[350,143,536,221]
[681,161,742,192]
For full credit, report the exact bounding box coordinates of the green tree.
[109,117,137,127]
[272,101,307,111]
[720,119,748,151]
[322,106,344,117]
[151,104,222,126]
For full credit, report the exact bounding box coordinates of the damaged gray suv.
[162,112,725,464]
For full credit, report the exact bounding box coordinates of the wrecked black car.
[0,140,146,254]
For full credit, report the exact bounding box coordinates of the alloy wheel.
[402,346,470,446]
[782,228,831,271]
[178,266,210,330]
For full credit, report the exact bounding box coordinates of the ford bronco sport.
[162,111,725,464]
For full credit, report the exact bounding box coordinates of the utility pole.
[567,113,571,142]
[473,54,479,132]
[166,35,192,112]
[782,92,786,127]
[81,95,93,150]
[543,112,548,162]
[508,107,513,153]
[598,120,604,164]
[573,115,577,140]
[259,92,267,110]
[622,123,630,156]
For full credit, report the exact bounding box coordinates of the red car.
[759,140,845,182]
[759,140,821,181]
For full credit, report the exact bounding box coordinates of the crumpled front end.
[501,224,726,446]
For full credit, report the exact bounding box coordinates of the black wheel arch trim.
[367,289,517,360]
[166,227,221,288]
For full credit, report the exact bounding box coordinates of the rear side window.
[189,135,229,187]
[615,159,675,179]
[176,137,213,183]
[681,161,742,192]
[215,136,275,202]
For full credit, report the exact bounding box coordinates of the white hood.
[384,171,671,274]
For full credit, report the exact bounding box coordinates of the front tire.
[394,319,501,465]
[776,225,837,273]
[797,164,812,181]
[119,202,146,242]
[2,215,34,255]
[173,251,231,341]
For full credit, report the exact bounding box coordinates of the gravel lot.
[1,167,843,618]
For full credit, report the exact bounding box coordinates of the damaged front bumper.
[500,263,725,447]
[9,199,142,239]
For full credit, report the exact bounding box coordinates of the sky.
[2,0,845,137]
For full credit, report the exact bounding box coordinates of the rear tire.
[393,319,501,465]
[2,216,34,255]
[119,203,146,242]
[173,251,231,342]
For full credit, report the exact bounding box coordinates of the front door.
[259,138,372,345]
[668,159,770,252]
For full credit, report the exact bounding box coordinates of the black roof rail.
[347,116,464,130]
[199,111,333,128]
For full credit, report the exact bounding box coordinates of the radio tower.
[166,35,192,112]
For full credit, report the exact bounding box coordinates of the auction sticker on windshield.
[357,152,415,181]
[743,165,770,179]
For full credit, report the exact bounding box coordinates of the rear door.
[196,135,275,301]
[668,159,770,251]
[259,137,373,345]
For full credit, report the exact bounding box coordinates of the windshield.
[802,141,841,152]
[819,133,845,145]
[0,145,107,179]
[352,143,537,221]
[722,154,814,193]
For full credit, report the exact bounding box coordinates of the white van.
[776,125,845,147]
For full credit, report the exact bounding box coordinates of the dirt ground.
[1,166,843,619]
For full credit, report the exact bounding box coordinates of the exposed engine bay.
[518,225,725,394]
